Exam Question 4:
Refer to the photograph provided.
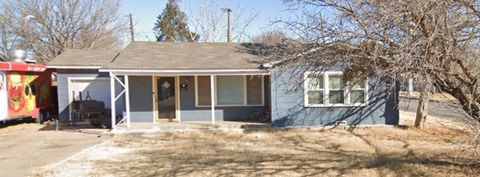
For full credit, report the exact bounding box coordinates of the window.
[246,76,263,105]
[306,76,324,105]
[350,80,366,104]
[195,75,264,107]
[304,72,367,107]
[328,74,345,104]
[216,76,245,105]
[196,76,211,106]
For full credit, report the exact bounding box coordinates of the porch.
[107,71,271,130]
[112,119,271,134]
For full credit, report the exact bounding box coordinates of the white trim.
[151,76,156,123]
[176,76,181,122]
[113,75,126,88]
[194,75,265,107]
[111,72,270,76]
[153,76,180,120]
[47,65,101,69]
[109,72,116,130]
[304,71,368,107]
[67,77,110,122]
[99,69,268,75]
[210,75,215,124]
[125,75,131,127]
[114,89,125,101]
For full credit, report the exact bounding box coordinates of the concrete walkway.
[113,120,271,134]
[0,124,105,177]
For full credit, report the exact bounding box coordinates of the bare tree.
[267,0,480,132]
[185,0,259,42]
[0,0,128,63]
[253,30,288,44]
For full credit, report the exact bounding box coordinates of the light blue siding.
[128,76,154,122]
[270,67,399,127]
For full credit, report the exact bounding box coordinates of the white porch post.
[210,75,215,124]
[109,72,116,130]
[125,75,131,127]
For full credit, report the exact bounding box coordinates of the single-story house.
[47,42,399,129]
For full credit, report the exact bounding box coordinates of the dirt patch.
[0,122,42,137]
[33,113,479,177]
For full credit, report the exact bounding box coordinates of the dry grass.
[34,113,479,177]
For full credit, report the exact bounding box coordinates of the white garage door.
[69,79,112,108]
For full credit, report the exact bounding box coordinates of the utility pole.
[129,13,135,42]
[222,8,232,43]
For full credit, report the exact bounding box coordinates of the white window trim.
[304,71,368,107]
[195,75,265,107]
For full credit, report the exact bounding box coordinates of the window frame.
[304,71,368,107]
[195,75,265,107]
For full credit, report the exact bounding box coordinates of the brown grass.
[35,113,480,177]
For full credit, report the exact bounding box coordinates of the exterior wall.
[178,76,268,121]
[270,67,399,127]
[0,71,7,120]
[128,76,153,122]
[56,69,121,122]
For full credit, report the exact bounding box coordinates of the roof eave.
[46,65,102,69]
[99,68,270,75]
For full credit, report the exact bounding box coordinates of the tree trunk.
[408,78,414,96]
[414,90,429,128]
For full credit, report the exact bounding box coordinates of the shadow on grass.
[92,129,480,177]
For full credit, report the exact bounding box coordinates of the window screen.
[216,76,245,105]
[197,76,211,105]
[246,76,263,105]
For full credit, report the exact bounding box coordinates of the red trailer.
[0,62,55,123]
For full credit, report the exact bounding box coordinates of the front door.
[156,77,176,119]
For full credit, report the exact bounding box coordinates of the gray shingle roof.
[103,42,266,70]
[48,49,120,67]
[48,42,267,70]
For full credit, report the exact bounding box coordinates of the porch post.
[109,72,116,130]
[210,75,215,124]
[125,75,131,127]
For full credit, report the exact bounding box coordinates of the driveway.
[0,123,105,177]
[399,98,466,122]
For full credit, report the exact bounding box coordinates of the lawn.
[35,112,479,177]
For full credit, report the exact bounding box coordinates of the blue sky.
[120,0,291,42]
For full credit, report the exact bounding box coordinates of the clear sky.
[120,0,291,42]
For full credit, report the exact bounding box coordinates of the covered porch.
[106,70,271,130]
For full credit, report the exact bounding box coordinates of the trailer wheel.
[38,109,49,124]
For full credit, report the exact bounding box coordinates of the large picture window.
[195,75,264,107]
[304,71,367,107]
[216,76,245,105]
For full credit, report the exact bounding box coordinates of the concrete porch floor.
[113,119,271,134]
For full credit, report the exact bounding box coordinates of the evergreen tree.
[153,0,198,42]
